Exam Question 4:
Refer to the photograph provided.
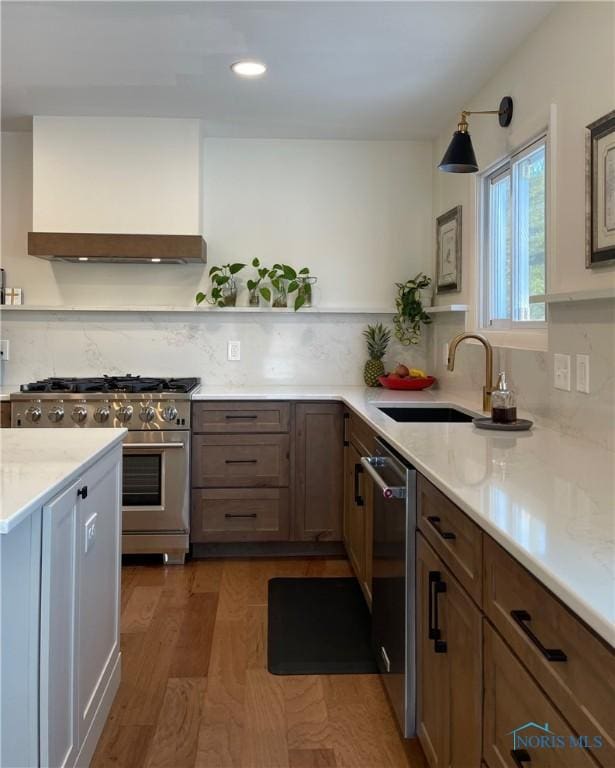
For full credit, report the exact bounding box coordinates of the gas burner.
[20,375,200,395]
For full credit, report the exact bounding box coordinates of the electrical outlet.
[227,340,241,361]
[576,354,590,394]
[84,513,97,554]
[0,340,9,361]
[553,353,571,391]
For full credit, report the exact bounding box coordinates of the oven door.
[121,430,189,534]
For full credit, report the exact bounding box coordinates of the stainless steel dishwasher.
[361,438,416,738]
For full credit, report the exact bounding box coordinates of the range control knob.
[139,405,156,423]
[94,406,110,423]
[117,404,134,423]
[25,405,42,423]
[48,405,65,423]
[161,405,178,422]
[71,405,88,423]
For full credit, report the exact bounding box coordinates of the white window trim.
[473,105,556,354]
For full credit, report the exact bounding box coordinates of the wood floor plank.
[144,677,207,768]
[93,724,154,768]
[246,604,268,671]
[289,749,337,768]
[195,618,248,768]
[168,592,218,677]
[216,560,252,621]
[121,586,163,634]
[283,676,332,751]
[241,668,289,768]
[191,559,225,594]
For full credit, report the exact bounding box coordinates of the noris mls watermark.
[509,722,603,752]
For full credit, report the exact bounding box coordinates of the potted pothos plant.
[246,258,272,306]
[393,273,433,345]
[270,263,316,310]
[196,263,246,307]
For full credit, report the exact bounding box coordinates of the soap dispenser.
[491,372,517,424]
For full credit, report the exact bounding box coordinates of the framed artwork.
[436,205,462,293]
[586,109,615,267]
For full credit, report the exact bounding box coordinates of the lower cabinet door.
[483,622,599,768]
[40,480,80,768]
[416,534,482,768]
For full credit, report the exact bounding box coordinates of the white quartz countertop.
[193,385,615,645]
[0,386,15,402]
[0,428,126,534]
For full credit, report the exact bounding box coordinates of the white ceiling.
[1,1,555,139]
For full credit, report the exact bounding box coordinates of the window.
[482,136,547,329]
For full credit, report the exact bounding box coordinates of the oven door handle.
[123,442,185,450]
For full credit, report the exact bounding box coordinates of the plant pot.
[298,276,317,308]
[248,288,260,307]
[272,284,288,308]
[221,279,237,307]
[419,288,433,308]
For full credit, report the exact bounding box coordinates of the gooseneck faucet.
[447,332,494,412]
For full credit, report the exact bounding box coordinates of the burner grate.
[20,375,199,394]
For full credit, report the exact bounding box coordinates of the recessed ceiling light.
[231,60,266,78]
[151,258,161,263]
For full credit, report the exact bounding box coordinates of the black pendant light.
[439,96,513,173]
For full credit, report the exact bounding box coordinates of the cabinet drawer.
[484,537,615,766]
[192,402,290,433]
[484,622,599,768]
[417,475,483,604]
[348,410,376,457]
[191,488,290,542]
[191,434,290,487]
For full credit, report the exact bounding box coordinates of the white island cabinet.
[0,429,125,768]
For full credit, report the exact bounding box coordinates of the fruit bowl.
[378,375,436,391]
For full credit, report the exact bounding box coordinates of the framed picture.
[586,109,615,267]
[436,206,462,292]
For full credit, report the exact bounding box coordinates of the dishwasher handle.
[360,456,407,499]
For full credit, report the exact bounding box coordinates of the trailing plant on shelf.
[196,263,246,307]
[246,258,272,306]
[271,263,317,311]
[393,273,433,345]
[362,323,391,387]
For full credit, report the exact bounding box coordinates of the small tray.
[473,417,533,431]
[378,375,436,391]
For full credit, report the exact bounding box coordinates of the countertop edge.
[0,430,126,534]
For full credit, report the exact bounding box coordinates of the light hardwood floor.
[92,558,428,768]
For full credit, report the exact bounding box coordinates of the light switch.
[228,340,241,361]
[85,513,97,553]
[576,354,590,394]
[553,353,571,391]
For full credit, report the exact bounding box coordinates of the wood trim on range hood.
[27,232,207,264]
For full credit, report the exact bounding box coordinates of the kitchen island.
[0,428,125,768]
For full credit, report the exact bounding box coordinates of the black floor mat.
[267,577,378,675]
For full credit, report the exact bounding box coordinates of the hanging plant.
[393,273,433,345]
[196,263,246,307]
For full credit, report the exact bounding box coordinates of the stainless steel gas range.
[11,375,199,563]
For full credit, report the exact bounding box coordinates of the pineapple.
[362,323,391,387]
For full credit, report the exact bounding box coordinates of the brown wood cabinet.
[343,410,375,605]
[191,488,290,542]
[293,403,344,541]
[416,533,482,768]
[0,402,10,428]
[192,401,290,433]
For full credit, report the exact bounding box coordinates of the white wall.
[33,116,202,235]
[2,132,432,308]
[432,1,615,308]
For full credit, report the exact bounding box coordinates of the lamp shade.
[438,130,478,173]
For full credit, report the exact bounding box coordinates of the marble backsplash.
[0,310,428,389]
[1,299,612,451]
[426,299,615,452]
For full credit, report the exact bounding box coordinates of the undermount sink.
[378,406,474,423]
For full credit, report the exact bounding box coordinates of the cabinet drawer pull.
[77,485,88,500]
[428,571,447,653]
[225,414,258,420]
[427,515,456,540]
[343,412,350,447]
[510,748,531,767]
[224,459,258,464]
[224,513,258,519]
[510,610,567,662]
[354,463,364,507]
